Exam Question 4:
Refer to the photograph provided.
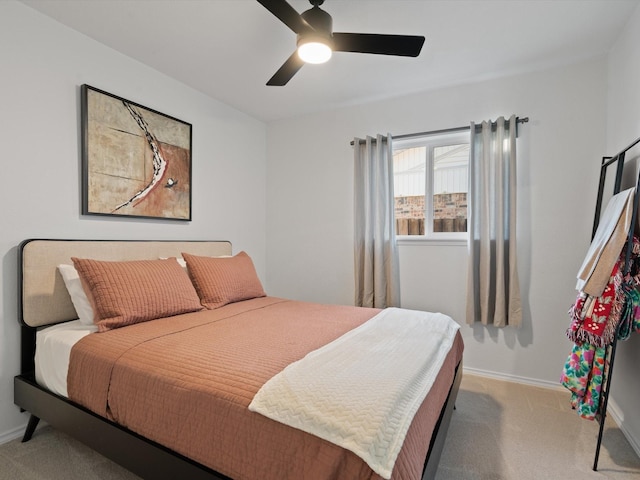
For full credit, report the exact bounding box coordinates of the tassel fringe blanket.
[249,308,460,480]
[562,237,640,420]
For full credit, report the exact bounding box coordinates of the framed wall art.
[81,84,192,220]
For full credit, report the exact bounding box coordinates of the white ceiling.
[20,0,640,122]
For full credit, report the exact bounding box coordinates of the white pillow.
[159,257,187,269]
[57,264,94,325]
[159,256,231,269]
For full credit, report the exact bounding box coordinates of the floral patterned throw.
[561,237,640,420]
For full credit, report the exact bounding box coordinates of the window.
[393,132,470,241]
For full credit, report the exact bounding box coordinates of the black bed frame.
[14,363,461,480]
[13,240,462,480]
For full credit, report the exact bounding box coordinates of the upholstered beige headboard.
[19,239,232,328]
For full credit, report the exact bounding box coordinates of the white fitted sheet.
[35,320,97,397]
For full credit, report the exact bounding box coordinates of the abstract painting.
[81,85,192,220]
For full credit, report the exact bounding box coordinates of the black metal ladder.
[590,135,640,471]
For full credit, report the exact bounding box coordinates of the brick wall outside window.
[395,193,467,234]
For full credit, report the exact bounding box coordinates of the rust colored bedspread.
[68,297,463,480]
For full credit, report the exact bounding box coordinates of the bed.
[14,239,463,480]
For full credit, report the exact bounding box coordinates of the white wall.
[4,0,638,458]
[266,56,611,411]
[605,3,640,454]
[0,1,267,441]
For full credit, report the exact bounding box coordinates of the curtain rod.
[349,116,529,146]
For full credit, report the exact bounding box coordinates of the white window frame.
[393,131,470,245]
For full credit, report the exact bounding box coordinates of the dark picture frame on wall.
[81,84,192,221]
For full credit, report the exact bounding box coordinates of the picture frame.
[81,84,192,220]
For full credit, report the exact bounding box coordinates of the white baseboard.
[463,366,640,459]
[462,366,566,391]
[0,423,26,445]
[606,398,640,458]
[0,417,48,446]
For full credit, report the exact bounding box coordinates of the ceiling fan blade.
[266,51,305,86]
[333,33,425,57]
[257,0,313,34]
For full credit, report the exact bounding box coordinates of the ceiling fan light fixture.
[260,0,425,86]
[297,38,332,64]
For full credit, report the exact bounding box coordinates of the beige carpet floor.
[435,374,640,480]
[1,373,638,479]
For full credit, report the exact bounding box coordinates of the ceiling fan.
[257,0,425,86]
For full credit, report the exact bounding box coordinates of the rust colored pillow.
[182,251,266,309]
[71,257,204,332]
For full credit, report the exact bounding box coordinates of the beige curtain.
[466,116,522,326]
[353,134,401,308]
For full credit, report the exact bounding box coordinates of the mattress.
[35,320,97,397]
[64,297,463,480]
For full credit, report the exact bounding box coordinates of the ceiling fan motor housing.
[297,5,333,49]
[259,0,425,85]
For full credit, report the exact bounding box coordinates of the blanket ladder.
[590,134,640,471]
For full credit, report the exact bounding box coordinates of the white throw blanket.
[249,307,460,479]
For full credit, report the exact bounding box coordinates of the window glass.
[394,146,426,235]
[393,133,470,240]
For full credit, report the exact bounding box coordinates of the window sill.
[396,236,468,247]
